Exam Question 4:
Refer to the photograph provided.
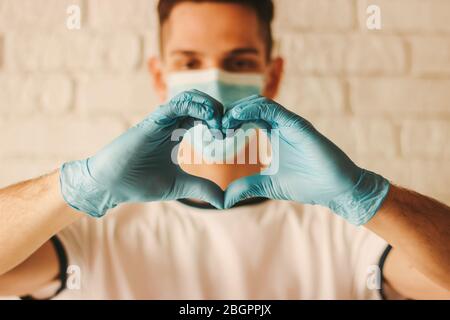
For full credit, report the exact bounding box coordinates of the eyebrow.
[170,50,200,57]
[228,48,260,56]
[169,47,260,57]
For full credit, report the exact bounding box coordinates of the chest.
[98,212,352,299]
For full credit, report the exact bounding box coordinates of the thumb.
[224,175,273,209]
[176,173,225,209]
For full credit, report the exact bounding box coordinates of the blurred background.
[0,0,449,205]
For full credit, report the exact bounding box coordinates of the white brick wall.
[276,0,355,31]
[281,34,407,75]
[5,32,142,72]
[357,0,450,33]
[0,0,84,31]
[0,0,449,205]
[411,37,450,76]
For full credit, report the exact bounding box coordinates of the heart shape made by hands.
[183,123,259,164]
[177,121,273,190]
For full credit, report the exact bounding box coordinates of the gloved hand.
[223,95,390,225]
[60,90,224,217]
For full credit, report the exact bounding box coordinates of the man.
[0,0,449,300]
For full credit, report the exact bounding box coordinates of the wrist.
[59,160,117,218]
[328,169,391,226]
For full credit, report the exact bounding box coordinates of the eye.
[170,57,202,71]
[224,58,260,72]
[182,58,201,70]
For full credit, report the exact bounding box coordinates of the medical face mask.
[166,69,265,111]
[166,69,269,165]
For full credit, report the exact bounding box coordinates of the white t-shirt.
[45,200,388,300]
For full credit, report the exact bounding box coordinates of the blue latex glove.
[223,95,390,225]
[60,90,224,217]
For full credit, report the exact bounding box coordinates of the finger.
[227,94,262,110]
[228,97,311,130]
[176,173,225,210]
[222,95,262,129]
[224,174,273,209]
[187,89,224,129]
[152,90,223,128]
[177,90,225,130]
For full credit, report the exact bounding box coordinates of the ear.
[148,56,167,102]
[262,57,284,100]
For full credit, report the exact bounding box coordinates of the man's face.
[149,1,283,102]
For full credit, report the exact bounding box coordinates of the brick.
[357,157,413,188]
[0,74,73,115]
[0,35,3,69]
[142,31,160,64]
[0,158,67,188]
[358,0,450,33]
[359,158,450,206]
[75,73,161,117]
[0,0,83,31]
[278,76,346,116]
[312,116,357,158]
[141,32,160,74]
[280,34,406,75]
[88,0,158,31]
[401,120,450,159]
[5,32,142,72]
[275,0,355,32]
[310,117,398,159]
[409,160,450,199]
[410,37,450,75]
[353,118,398,157]
[345,36,406,75]
[350,78,450,117]
[0,115,126,160]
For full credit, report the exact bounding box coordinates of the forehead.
[162,2,265,55]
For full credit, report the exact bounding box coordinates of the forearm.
[366,185,450,290]
[0,240,59,296]
[0,170,80,276]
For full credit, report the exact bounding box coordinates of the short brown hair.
[157,0,275,58]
